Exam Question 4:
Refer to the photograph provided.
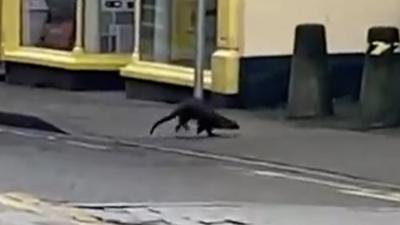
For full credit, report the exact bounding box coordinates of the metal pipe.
[193,0,206,99]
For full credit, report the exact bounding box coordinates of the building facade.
[1,0,399,107]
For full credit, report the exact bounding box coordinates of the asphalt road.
[0,127,394,209]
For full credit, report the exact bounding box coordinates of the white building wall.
[243,0,400,56]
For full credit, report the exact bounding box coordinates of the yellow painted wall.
[1,0,130,71]
[2,0,20,51]
[0,0,243,94]
[122,0,244,95]
[243,0,400,56]
[171,0,195,58]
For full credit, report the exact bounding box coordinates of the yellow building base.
[120,51,241,107]
[4,47,131,71]
[4,47,128,90]
[120,49,239,93]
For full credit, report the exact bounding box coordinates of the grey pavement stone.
[0,211,50,225]
[151,207,251,225]
[83,206,253,225]
[1,199,398,225]
[77,205,400,225]
[85,208,166,224]
[34,221,76,225]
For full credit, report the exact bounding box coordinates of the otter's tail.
[150,111,178,135]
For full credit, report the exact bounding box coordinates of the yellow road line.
[0,192,43,214]
[0,192,109,225]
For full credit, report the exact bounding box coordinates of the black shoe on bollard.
[287,24,333,119]
[359,26,400,129]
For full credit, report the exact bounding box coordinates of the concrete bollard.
[359,27,400,129]
[287,24,333,118]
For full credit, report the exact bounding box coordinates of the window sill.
[120,59,212,89]
[4,47,131,71]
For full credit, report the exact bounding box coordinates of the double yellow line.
[0,192,109,225]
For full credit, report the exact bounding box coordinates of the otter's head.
[220,118,240,129]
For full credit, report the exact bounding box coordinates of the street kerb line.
[114,139,400,192]
[2,127,400,204]
[7,125,400,191]
[2,125,400,196]
[0,126,373,186]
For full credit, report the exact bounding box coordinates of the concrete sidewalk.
[1,84,400,187]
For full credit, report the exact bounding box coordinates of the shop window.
[139,0,217,69]
[21,0,77,51]
[84,0,136,53]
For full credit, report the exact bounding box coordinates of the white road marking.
[65,140,110,151]
[251,170,360,190]
[339,189,400,203]
[46,136,57,141]
[8,130,43,138]
[251,170,400,203]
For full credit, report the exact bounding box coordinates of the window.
[139,0,217,69]
[84,0,136,53]
[21,0,77,51]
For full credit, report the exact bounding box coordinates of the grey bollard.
[359,27,400,129]
[287,24,333,118]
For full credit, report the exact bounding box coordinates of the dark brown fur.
[150,98,239,137]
